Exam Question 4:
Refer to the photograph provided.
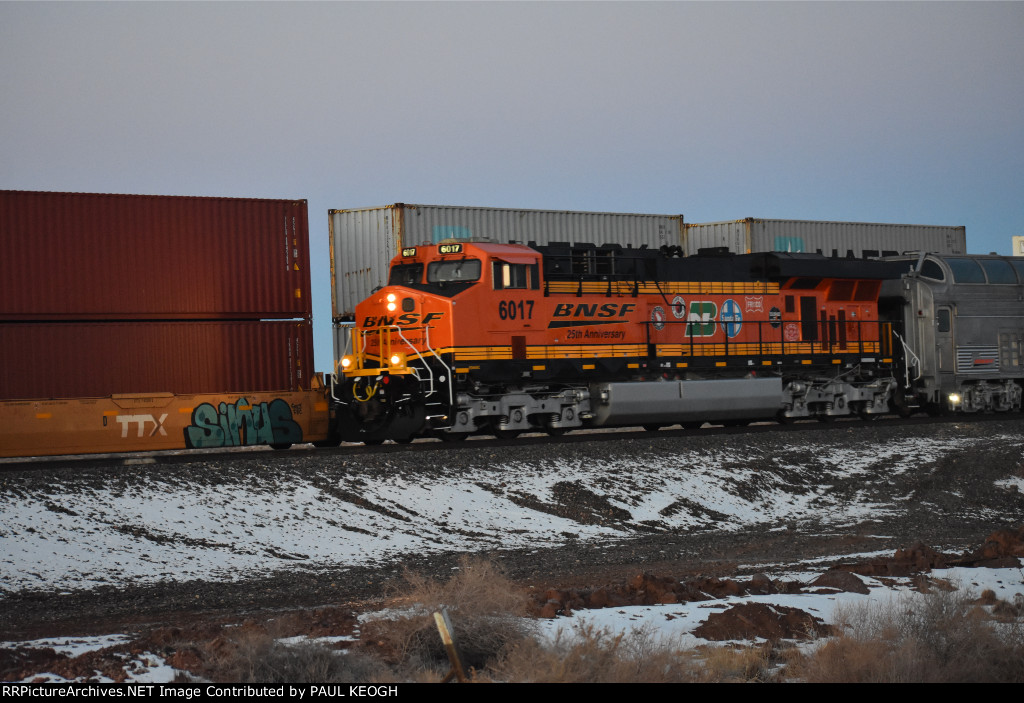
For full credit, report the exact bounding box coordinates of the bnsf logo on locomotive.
[552,303,636,318]
[362,312,444,327]
[548,303,637,329]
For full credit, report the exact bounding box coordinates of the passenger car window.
[945,258,986,284]
[980,259,1018,284]
[919,260,945,281]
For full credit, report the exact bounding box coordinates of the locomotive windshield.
[427,258,481,283]
[388,263,424,286]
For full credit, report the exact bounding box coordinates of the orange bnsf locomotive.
[332,240,920,443]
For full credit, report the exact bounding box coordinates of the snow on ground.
[0,433,1014,594]
[7,565,1021,684]
[537,565,1024,649]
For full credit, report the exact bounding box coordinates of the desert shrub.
[490,623,702,683]
[696,642,777,683]
[204,628,393,683]
[359,556,536,673]
[791,588,1024,682]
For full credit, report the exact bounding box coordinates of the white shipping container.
[329,204,684,320]
[684,218,966,258]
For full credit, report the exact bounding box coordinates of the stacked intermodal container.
[683,218,967,258]
[1,191,326,456]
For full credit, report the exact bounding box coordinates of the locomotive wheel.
[440,432,468,442]
[856,404,879,422]
[642,424,662,432]
[545,426,567,437]
[395,437,414,444]
[363,438,384,446]
[489,418,521,439]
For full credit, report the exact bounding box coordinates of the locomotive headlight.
[948,392,962,406]
[387,302,397,311]
[389,352,407,368]
[386,293,397,303]
[340,355,355,371]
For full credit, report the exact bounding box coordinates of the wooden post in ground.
[434,607,468,683]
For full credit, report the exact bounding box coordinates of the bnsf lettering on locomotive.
[553,303,636,318]
[363,312,443,327]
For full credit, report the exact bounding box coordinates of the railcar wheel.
[270,443,292,450]
[363,438,384,446]
[492,429,521,440]
[439,432,468,442]
[643,424,662,432]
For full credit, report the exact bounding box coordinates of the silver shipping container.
[329,204,684,321]
[683,218,966,258]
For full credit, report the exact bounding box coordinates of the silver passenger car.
[884,254,1024,412]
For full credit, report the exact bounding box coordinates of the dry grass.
[789,588,1024,682]
[489,624,700,683]
[490,624,779,683]
[359,556,537,674]
[199,628,393,684]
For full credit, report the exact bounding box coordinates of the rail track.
[1,411,1013,472]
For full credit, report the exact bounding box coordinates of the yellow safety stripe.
[451,341,880,362]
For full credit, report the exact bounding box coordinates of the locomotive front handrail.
[891,329,922,386]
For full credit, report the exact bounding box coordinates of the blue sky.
[3,1,1022,370]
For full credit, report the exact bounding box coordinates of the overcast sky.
[3,1,1022,368]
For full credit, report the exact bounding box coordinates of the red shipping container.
[0,320,314,399]
[0,191,311,320]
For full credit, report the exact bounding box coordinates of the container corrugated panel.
[329,204,684,319]
[0,320,314,399]
[0,191,311,320]
[683,218,967,257]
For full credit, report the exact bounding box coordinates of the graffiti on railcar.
[184,397,303,448]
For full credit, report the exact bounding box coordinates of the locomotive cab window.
[492,260,540,290]
[427,258,481,284]
[389,263,424,286]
